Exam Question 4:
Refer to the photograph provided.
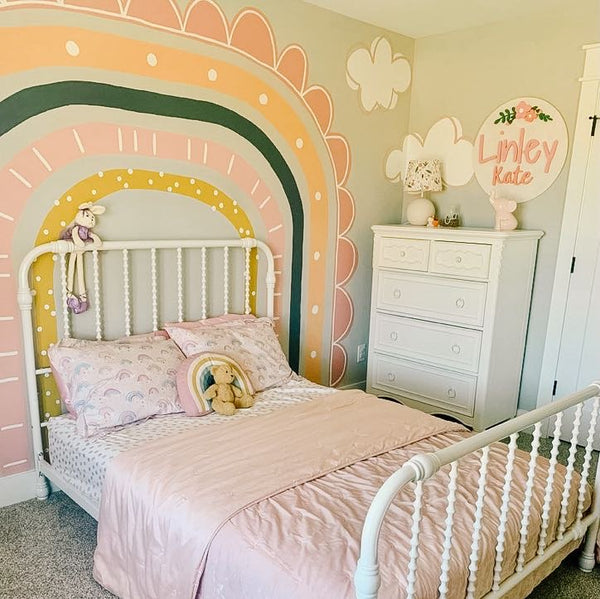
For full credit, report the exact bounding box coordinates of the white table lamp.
[404,159,442,225]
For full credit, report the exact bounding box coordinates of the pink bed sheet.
[93,390,591,599]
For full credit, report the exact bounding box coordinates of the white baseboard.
[337,380,366,391]
[0,469,37,508]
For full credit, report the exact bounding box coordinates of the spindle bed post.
[355,382,600,599]
[17,238,276,510]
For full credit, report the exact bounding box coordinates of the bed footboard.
[355,383,600,599]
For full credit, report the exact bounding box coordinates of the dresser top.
[372,225,544,241]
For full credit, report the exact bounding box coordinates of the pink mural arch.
[0,121,292,475]
[0,0,358,387]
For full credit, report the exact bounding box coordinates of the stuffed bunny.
[489,191,517,231]
[60,202,105,314]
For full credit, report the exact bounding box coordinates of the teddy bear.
[203,364,255,416]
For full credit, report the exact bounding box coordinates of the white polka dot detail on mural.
[127,168,134,175]
[98,171,104,177]
[53,200,60,206]
[296,138,304,149]
[65,41,80,57]
[313,251,320,261]
[314,191,322,201]
[148,179,153,185]
[43,229,49,235]
[259,93,268,105]
[310,351,317,358]
[208,69,218,82]
[147,53,158,67]
[311,305,319,315]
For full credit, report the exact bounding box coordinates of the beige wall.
[407,3,600,409]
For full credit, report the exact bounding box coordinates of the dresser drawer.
[373,313,482,373]
[376,237,430,271]
[371,354,476,416]
[376,271,487,327]
[430,241,491,279]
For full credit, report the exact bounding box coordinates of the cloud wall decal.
[346,37,411,112]
[385,117,474,186]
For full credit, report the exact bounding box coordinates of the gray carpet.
[1,490,599,599]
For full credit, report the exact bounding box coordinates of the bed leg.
[354,559,380,599]
[578,517,599,572]
[36,470,50,501]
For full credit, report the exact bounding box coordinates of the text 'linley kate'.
[477,127,559,186]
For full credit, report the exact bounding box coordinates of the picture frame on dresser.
[366,225,544,431]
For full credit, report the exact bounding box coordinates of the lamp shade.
[404,159,443,194]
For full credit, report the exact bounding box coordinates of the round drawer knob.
[456,256,462,263]
[390,331,398,341]
[393,288,402,299]
[400,251,406,258]
[451,344,461,354]
[447,388,457,399]
[387,372,396,382]
[455,297,465,309]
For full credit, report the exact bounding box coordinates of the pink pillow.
[165,318,292,392]
[162,313,256,331]
[176,352,254,416]
[49,332,169,411]
[48,337,184,436]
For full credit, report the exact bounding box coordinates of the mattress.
[48,374,330,505]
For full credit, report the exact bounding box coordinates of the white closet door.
[554,86,600,447]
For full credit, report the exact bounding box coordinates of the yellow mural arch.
[32,168,257,419]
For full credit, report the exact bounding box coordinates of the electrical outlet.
[357,343,367,363]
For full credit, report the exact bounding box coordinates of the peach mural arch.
[0,1,360,474]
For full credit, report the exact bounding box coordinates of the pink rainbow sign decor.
[474,97,567,202]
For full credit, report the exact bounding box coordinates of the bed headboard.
[17,237,275,465]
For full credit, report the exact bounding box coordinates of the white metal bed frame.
[355,383,600,598]
[17,237,600,599]
[17,237,275,517]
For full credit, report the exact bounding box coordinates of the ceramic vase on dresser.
[366,225,543,431]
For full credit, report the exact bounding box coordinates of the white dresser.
[366,225,543,430]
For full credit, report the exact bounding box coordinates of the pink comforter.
[94,390,589,599]
[93,390,463,599]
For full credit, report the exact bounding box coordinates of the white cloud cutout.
[346,37,411,112]
[385,117,474,187]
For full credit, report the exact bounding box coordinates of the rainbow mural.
[0,0,358,476]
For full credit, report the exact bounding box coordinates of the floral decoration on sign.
[494,100,553,125]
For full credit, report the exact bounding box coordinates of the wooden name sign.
[474,97,567,202]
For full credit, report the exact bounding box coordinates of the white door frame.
[537,43,600,408]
